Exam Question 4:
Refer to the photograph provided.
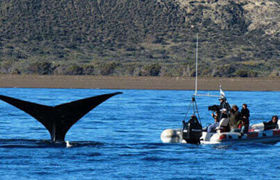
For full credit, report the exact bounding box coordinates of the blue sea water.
[0,88,280,179]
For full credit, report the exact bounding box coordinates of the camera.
[208,105,220,112]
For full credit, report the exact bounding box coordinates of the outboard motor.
[182,115,202,144]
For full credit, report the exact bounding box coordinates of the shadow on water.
[0,139,104,148]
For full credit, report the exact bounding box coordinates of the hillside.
[0,0,279,77]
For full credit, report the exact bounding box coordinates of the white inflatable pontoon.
[161,122,280,144]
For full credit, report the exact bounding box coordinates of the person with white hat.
[216,108,230,132]
[218,96,231,120]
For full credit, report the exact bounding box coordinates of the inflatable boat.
[161,95,280,145]
[161,122,280,144]
[161,37,280,144]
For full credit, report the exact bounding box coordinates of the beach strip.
[0,75,279,91]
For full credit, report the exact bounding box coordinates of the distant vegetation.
[0,0,280,77]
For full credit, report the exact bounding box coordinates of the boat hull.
[161,128,280,144]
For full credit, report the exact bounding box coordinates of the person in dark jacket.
[241,104,250,120]
[218,96,231,119]
[240,104,250,133]
[264,115,279,130]
[229,105,241,131]
[182,115,202,144]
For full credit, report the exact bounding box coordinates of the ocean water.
[0,88,280,179]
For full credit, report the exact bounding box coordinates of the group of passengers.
[207,96,279,133]
[207,96,250,133]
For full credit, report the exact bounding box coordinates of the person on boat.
[216,108,230,132]
[229,105,241,131]
[240,104,250,133]
[218,96,231,119]
[182,115,202,144]
[183,115,195,130]
[241,104,250,120]
[263,115,279,130]
[209,105,220,119]
[207,115,219,133]
[183,115,202,130]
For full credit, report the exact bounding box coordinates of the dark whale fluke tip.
[0,92,122,142]
[113,92,123,95]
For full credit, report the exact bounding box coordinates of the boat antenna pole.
[184,34,201,123]
[194,33,198,96]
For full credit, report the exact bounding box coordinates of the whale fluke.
[0,92,122,142]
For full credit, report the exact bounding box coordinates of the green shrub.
[27,62,54,75]
[64,64,84,75]
[213,64,236,77]
[0,60,15,74]
[140,63,161,76]
[99,62,118,76]
[53,64,83,75]
[83,65,95,75]
[235,70,248,77]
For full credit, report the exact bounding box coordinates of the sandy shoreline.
[0,75,279,91]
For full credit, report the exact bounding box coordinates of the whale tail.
[0,92,122,142]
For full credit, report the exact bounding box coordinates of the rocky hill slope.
[0,0,279,77]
